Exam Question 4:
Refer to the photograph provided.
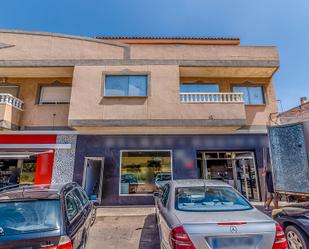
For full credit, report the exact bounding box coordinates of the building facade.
[277,97,309,124]
[0,30,279,205]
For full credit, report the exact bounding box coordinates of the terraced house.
[0,30,279,205]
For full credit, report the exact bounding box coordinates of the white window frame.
[119,150,173,197]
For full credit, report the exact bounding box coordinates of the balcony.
[177,92,246,127]
[0,94,23,130]
[180,92,244,104]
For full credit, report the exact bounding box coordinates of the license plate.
[208,237,256,249]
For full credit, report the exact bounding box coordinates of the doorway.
[82,157,104,204]
[197,151,260,201]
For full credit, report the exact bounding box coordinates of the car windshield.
[0,200,61,235]
[175,186,252,212]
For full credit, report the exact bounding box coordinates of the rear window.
[0,200,61,235]
[175,186,252,212]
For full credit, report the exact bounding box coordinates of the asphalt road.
[87,214,160,249]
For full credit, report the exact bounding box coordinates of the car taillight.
[42,236,72,249]
[169,226,196,249]
[272,223,288,249]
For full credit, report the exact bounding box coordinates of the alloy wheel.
[287,230,304,249]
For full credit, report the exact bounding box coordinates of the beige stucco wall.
[69,65,246,123]
[130,44,278,61]
[0,104,21,128]
[0,31,124,60]
[4,78,71,128]
[69,66,277,128]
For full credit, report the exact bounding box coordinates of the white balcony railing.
[180,92,244,104]
[0,94,24,110]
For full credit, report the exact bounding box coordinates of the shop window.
[180,83,219,93]
[0,159,36,188]
[39,86,71,104]
[104,75,148,97]
[20,160,36,184]
[232,86,265,104]
[120,151,172,195]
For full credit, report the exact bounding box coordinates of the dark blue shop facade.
[73,134,269,206]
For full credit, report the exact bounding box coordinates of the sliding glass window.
[180,83,219,93]
[120,151,172,195]
[232,86,265,104]
[104,75,148,97]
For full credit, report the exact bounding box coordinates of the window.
[175,186,252,212]
[180,83,219,93]
[104,75,148,97]
[73,188,89,207]
[65,191,82,222]
[39,86,71,104]
[0,86,19,97]
[0,200,61,235]
[120,151,172,195]
[232,86,265,104]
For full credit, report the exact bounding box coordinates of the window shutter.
[39,86,71,104]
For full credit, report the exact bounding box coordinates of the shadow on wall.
[99,98,147,106]
[138,214,160,249]
[245,105,267,124]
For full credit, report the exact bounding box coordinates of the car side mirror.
[153,192,160,198]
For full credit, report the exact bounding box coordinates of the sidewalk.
[96,206,155,217]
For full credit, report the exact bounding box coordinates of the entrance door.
[201,152,260,201]
[82,157,104,204]
[235,156,260,201]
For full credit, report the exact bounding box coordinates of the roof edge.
[96,37,240,45]
[0,29,128,48]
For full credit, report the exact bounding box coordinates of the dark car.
[273,202,309,249]
[0,182,96,249]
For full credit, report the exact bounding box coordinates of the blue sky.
[0,0,308,110]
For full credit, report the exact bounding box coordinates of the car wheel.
[286,225,309,249]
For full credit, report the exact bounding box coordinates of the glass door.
[235,157,259,201]
[201,151,260,201]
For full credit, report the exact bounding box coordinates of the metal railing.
[0,93,24,110]
[180,92,244,104]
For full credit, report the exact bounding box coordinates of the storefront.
[73,134,269,206]
[0,134,77,187]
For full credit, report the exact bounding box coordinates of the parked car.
[0,182,96,249]
[121,173,138,184]
[154,179,287,249]
[273,202,309,249]
[155,173,172,188]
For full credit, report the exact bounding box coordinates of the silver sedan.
[154,179,287,249]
